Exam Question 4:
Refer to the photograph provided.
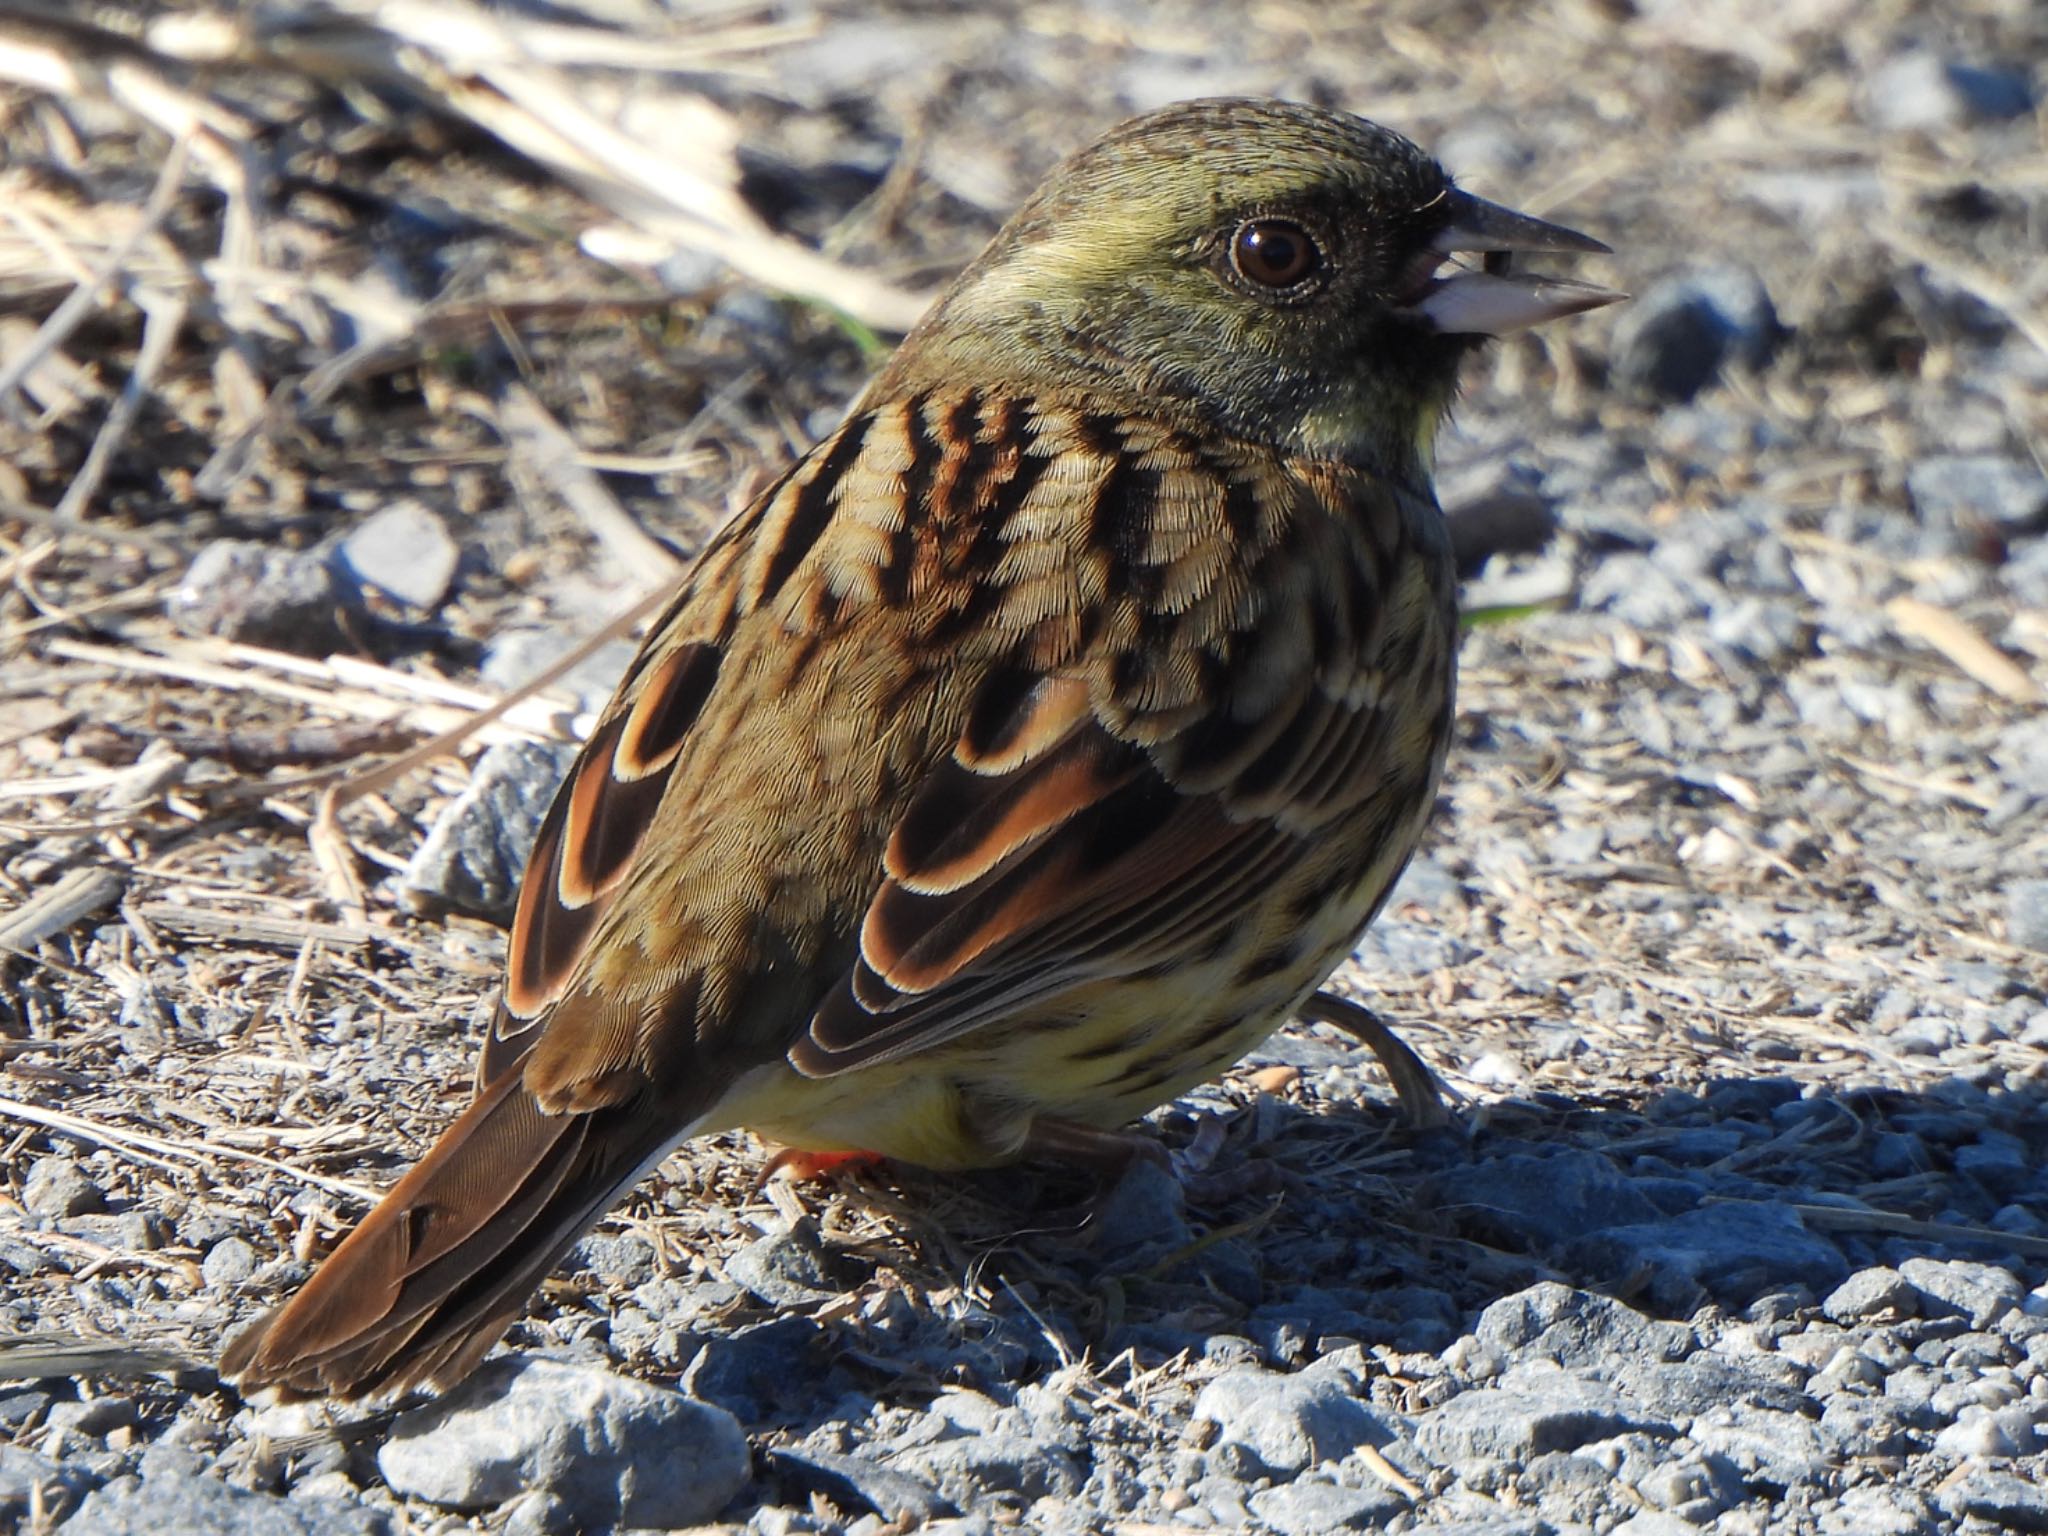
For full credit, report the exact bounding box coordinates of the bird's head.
[875,97,1621,483]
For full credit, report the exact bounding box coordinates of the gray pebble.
[1822,1267,1919,1325]
[1933,1403,2041,1458]
[726,1223,848,1308]
[202,1236,260,1290]
[1687,1402,1832,1486]
[168,540,345,653]
[22,1155,102,1219]
[1432,1150,1665,1248]
[1939,1469,2048,1532]
[1190,1352,1389,1475]
[333,502,459,611]
[1474,1283,1692,1369]
[1566,1201,1848,1312]
[1897,1257,2025,1329]
[2006,878,2048,954]
[377,1356,749,1527]
[888,1434,1082,1506]
[1246,1478,1407,1533]
[1088,1156,1192,1269]
[401,740,579,922]
[1817,1483,1939,1536]
[1413,1365,1671,1463]
[1610,264,1782,402]
[1908,454,2048,538]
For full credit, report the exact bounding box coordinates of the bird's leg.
[1023,1116,1283,1202]
[1297,991,1453,1129]
[1020,1117,1172,1175]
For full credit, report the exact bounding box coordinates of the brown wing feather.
[218,1070,681,1397]
[793,427,1450,1079]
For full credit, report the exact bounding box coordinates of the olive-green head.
[875,97,1619,481]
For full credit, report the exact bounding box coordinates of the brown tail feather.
[221,1070,682,1398]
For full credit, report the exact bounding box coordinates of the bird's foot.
[1297,991,1457,1130]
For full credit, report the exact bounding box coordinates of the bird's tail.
[220,1068,679,1398]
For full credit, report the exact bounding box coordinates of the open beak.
[1406,189,1625,337]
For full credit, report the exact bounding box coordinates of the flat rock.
[1687,1402,1832,1487]
[1413,1364,1672,1463]
[1822,1266,1919,1325]
[1564,1201,1848,1312]
[1190,1352,1389,1474]
[168,540,344,653]
[1431,1150,1666,1249]
[1246,1478,1408,1534]
[333,502,459,611]
[377,1357,748,1528]
[1474,1283,1694,1369]
[63,1448,381,1536]
[1940,1470,2048,1533]
[1897,1256,2024,1329]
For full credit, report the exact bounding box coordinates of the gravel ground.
[1,2,2045,1534]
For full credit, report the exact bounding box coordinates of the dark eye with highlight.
[1230,219,1322,289]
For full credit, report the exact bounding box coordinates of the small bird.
[223,97,1618,1398]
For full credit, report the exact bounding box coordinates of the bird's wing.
[482,389,1447,1107]
[791,410,1452,1076]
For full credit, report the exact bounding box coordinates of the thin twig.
[0,135,192,409]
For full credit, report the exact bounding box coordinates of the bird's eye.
[1230,219,1322,289]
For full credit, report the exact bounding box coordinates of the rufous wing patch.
[494,642,724,1060]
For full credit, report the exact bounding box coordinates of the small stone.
[1823,1267,1919,1325]
[21,1156,102,1218]
[1611,264,1782,402]
[569,1232,657,1288]
[45,1395,137,1439]
[889,1434,1082,1506]
[333,502,459,611]
[1611,1356,1812,1421]
[401,740,580,923]
[1190,1353,1389,1475]
[1474,1283,1693,1369]
[726,1223,848,1308]
[201,1236,259,1290]
[1688,1403,1831,1486]
[0,1445,98,1525]
[1431,1150,1666,1249]
[1564,1201,1847,1313]
[1898,1257,2025,1329]
[1956,1135,2031,1199]
[1907,455,2048,539]
[1934,1404,2041,1459]
[1608,1512,1703,1536]
[690,1315,833,1422]
[2006,879,2048,955]
[1412,1364,1670,1464]
[1246,1479,1407,1534]
[377,1357,748,1527]
[168,540,344,653]
[1867,52,2036,131]
[1089,1155,1192,1269]
[1940,1470,2048,1532]
[1818,1484,1939,1536]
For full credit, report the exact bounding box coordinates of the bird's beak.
[1406,189,1625,337]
